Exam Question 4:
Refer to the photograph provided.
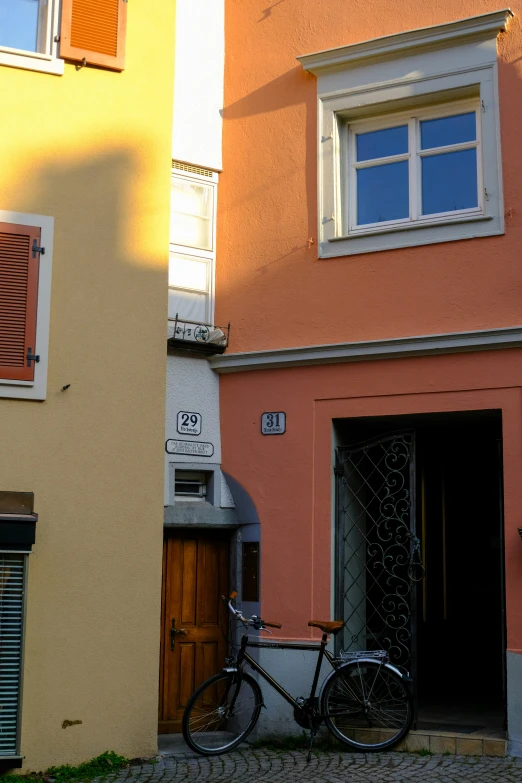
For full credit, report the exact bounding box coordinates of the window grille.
[0,554,25,757]
[175,471,207,500]
[172,162,214,178]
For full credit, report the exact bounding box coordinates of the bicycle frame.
[229,632,337,715]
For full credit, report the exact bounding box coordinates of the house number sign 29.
[177,411,202,436]
[261,412,286,435]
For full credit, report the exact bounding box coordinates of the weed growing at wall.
[0,751,130,783]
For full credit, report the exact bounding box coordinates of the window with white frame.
[298,9,511,258]
[169,164,217,325]
[348,102,482,232]
[0,210,53,401]
[0,0,63,75]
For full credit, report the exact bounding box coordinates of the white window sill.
[321,212,501,257]
[330,213,494,242]
[0,47,64,76]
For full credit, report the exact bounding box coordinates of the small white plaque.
[261,412,286,435]
[177,411,202,436]
[166,439,214,457]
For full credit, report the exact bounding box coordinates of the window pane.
[422,148,478,215]
[420,112,476,150]
[356,125,408,162]
[357,161,409,225]
[168,289,208,322]
[171,180,213,250]
[169,255,208,292]
[0,0,39,52]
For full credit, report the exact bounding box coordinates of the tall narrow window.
[169,165,218,326]
[0,554,25,758]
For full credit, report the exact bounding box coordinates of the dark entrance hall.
[334,410,505,732]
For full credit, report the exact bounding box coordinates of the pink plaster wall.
[217,1,522,352]
[220,350,522,651]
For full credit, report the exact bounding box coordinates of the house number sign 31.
[177,411,202,436]
[261,411,286,435]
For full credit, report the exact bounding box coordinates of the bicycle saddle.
[308,620,344,635]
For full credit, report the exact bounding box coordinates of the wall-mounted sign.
[166,439,214,457]
[261,411,286,435]
[177,411,202,436]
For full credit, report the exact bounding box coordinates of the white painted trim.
[0,0,63,76]
[209,326,522,373]
[307,17,506,257]
[0,210,54,401]
[297,9,513,73]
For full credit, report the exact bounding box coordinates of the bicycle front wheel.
[322,661,413,751]
[182,671,263,755]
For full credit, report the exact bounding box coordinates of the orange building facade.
[211,2,522,754]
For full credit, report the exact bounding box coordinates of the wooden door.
[159,529,230,733]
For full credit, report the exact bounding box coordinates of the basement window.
[175,471,207,501]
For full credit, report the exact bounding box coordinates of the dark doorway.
[334,410,505,733]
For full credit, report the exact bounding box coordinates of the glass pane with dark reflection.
[357,161,409,225]
[422,148,478,215]
[356,125,408,162]
[0,0,39,51]
[420,112,476,150]
[242,543,259,602]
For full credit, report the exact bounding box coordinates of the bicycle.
[182,593,413,760]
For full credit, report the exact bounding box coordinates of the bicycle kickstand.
[306,725,318,764]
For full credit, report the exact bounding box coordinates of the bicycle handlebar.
[226,598,282,631]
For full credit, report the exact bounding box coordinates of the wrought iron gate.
[335,431,418,676]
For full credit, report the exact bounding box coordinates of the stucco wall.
[0,1,174,770]
[165,353,226,505]
[219,349,522,743]
[217,1,522,351]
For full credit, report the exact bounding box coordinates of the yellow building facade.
[0,0,174,770]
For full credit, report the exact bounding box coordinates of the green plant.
[0,751,130,783]
[415,748,433,757]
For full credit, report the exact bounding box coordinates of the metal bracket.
[26,349,40,368]
[32,239,45,258]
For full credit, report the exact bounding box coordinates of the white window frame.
[345,99,483,234]
[0,0,64,76]
[169,166,218,326]
[298,9,512,258]
[0,210,54,401]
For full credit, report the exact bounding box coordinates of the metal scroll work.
[335,432,421,673]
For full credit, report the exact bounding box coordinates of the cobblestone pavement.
[111,748,522,783]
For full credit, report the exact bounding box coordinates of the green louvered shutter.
[0,554,25,756]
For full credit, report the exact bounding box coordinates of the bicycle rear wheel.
[182,671,263,755]
[322,661,413,751]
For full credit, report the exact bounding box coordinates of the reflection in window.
[349,104,481,231]
[422,149,478,215]
[356,125,408,162]
[0,0,39,52]
[171,180,213,251]
[357,161,409,225]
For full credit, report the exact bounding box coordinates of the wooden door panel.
[159,530,230,733]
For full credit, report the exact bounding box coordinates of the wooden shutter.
[0,554,25,757]
[0,223,40,383]
[60,0,127,71]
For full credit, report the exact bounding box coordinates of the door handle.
[170,618,189,650]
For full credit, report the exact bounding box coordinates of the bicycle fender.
[222,666,238,673]
[319,659,410,704]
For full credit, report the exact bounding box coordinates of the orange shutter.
[60,0,127,71]
[0,223,40,383]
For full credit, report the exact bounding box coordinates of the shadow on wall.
[221,65,317,247]
[217,44,522,350]
[1,143,169,525]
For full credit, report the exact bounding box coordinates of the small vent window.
[172,161,214,178]
[0,553,25,758]
[175,471,207,501]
